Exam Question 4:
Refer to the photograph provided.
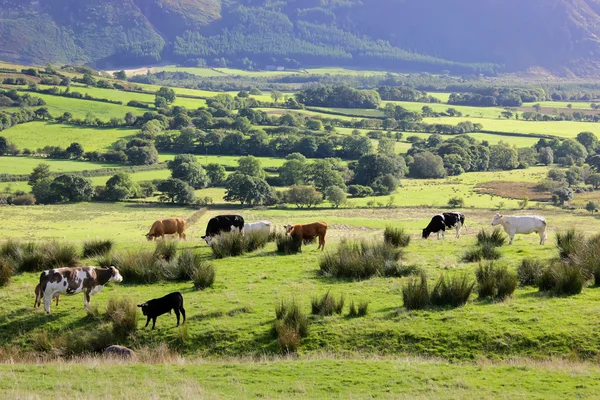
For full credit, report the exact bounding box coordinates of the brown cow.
[286,222,328,250]
[34,283,59,309]
[145,218,187,241]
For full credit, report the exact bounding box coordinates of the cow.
[491,214,547,245]
[137,292,186,330]
[422,212,466,240]
[145,218,187,241]
[242,221,272,235]
[34,283,59,309]
[201,215,245,246]
[285,222,328,250]
[38,266,123,314]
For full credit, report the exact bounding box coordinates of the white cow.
[491,214,547,245]
[242,221,272,235]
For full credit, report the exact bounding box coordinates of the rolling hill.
[2,0,600,75]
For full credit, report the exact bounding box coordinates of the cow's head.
[491,214,503,226]
[108,266,123,283]
[137,303,149,316]
[422,229,431,239]
[201,235,213,246]
[145,233,154,241]
[284,224,293,233]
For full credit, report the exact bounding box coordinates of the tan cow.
[145,218,187,241]
[34,283,59,309]
[286,222,328,250]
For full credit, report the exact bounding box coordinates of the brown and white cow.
[38,266,123,314]
[34,283,59,309]
[145,218,187,241]
[285,222,328,250]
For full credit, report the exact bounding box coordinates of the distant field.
[429,92,451,102]
[310,107,385,118]
[1,122,136,151]
[0,156,117,175]
[158,154,289,168]
[259,108,357,121]
[522,101,598,111]
[382,100,505,119]
[29,92,144,120]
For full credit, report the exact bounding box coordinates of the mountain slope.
[2,0,600,75]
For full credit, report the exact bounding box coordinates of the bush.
[58,323,115,357]
[211,231,270,259]
[311,291,344,316]
[538,261,586,295]
[383,226,411,248]
[463,243,502,262]
[118,251,170,284]
[11,194,36,205]
[273,299,309,353]
[476,262,517,300]
[1,241,80,273]
[82,239,113,258]
[154,240,178,262]
[347,300,369,317]
[0,258,15,287]
[402,272,430,310]
[319,240,404,279]
[105,297,137,337]
[447,197,465,208]
[556,229,584,260]
[193,262,215,290]
[430,274,474,308]
[476,228,506,247]
[275,232,302,255]
[95,252,123,268]
[517,258,544,286]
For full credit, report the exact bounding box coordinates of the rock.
[103,345,136,359]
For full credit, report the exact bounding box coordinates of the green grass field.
[0,156,118,175]
[382,100,505,119]
[0,122,136,151]
[30,92,144,120]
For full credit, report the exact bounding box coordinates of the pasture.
[30,93,144,119]
[0,122,136,151]
[0,156,117,175]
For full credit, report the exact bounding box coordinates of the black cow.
[137,292,185,330]
[422,212,466,240]
[201,215,245,246]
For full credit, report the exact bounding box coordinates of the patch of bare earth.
[475,181,551,201]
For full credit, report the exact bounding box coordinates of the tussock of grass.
[105,297,137,338]
[517,258,544,286]
[311,291,344,316]
[402,272,430,310]
[154,240,178,262]
[273,299,309,353]
[58,323,115,357]
[476,228,506,247]
[430,274,474,308]
[556,229,584,260]
[538,261,587,296]
[383,226,411,248]
[319,240,404,279]
[476,262,517,300]
[118,251,169,284]
[192,262,215,290]
[463,243,501,263]
[275,232,302,255]
[348,300,369,317]
[82,239,114,258]
[0,258,15,287]
[211,231,270,259]
[0,240,79,273]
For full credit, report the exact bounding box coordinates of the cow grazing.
[145,218,187,241]
[34,283,59,309]
[39,266,123,314]
[137,292,185,330]
[491,214,547,245]
[242,221,272,235]
[202,215,245,246]
[422,212,466,240]
[285,222,328,250]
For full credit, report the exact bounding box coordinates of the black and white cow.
[201,215,245,246]
[422,212,466,240]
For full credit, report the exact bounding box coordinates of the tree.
[113,70,127,80]
[500,110,513,119]
[342,135,373,159]
[124,112,136,126]
[538,147,554,165]
[565,166,583,186]
[271,90,283,103]
[325,186,347,208]
[576,131,598,153]
[104,172,140,201]
[556,139,587,166]
[0,137,7,155]
[237,156,265,178]
[223,174,275,206]
[448,197,465,208]
[552,187,574,206]
[168,154,210,189]
[157,178,196,204]
[348,185,374,197]
[279,159,306,186]
[354,154,406,186]
[28,163,51,186]
[518,197,529,210]
[305,160,346,192]
[533,104,542,112]
[587,173,600,189]
[306,119,323,131]
[371,174,398,195]
[34,107,52,120]
[66,142,84,159]
[233,116,252,133]
[489,142,519,170]
[156,87,176,103]
[377,137,396,155]
[285,185,323,209]
[205,163,226,186]
[587,201,598,213]
[50,174,94,203]
[155,96,168,108]
[82,74,96,86]
[125,145,159,165]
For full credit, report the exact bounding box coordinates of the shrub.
[154,240,178,262]
[11,194,36,205]
[58,323,115,357]
[275,232,302,255]
[430,274,474,308]
[538,261,586,295]
[3,241,80,273]
[105,297,137,337]
[311,291,344,316]
[273,299,308,353]
[347,300,369,317]
[82,239,113,258]
[319,240,404,279]
[95,252,123,268]
[402,272,430,310]
[211,231,270,259]
[384,226,411,248]
[556,229,585,260]
[447,197,464,208]
[517,258,544,286]
[463,243,501,263]
[475,262,517,300]
[476,228,506,247]
[176,249,203,281]
[0,258,15,287]
[118,251,170,284]
[192,262,215,290]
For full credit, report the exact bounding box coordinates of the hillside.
[3,0,600,75]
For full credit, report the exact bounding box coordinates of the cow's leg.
[174,308,181,326]
[442,228,446,240]
[456,223,462,239]
[83,291,91,308]
[436,232,440,240]
[180,307,186,324]
[509,230,516,244]
[151,317,157,330]
[55,295,59,307]
[34,291,39,309]
[43,290,53,314]
[540,230,547,245]
[145,316,151,328]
